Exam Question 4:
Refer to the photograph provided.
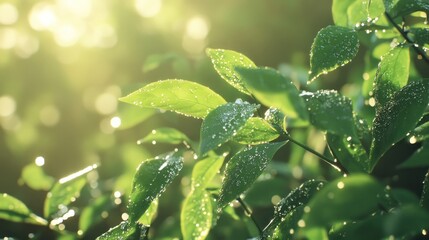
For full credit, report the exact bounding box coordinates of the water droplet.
[409,136,417,144]
[337,181,345,189]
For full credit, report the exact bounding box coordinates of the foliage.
[1,0,429,239]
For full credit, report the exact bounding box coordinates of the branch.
[236,197,263,236]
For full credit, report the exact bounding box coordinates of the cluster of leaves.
[1,0,429,239]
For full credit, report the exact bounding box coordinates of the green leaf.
[384,0,429,18]
[410,121,429,143]
[206,48,256,95]
[79,196,115,234]
[142,53,176,73]
[191,155,225,189]
[398,141,429,168]
[0,193,47,225]
[119,80,226,119]
[301,90,357,138]
[138,127,190,145]
[347,0,385,27]
[326,133,370,173]
[181,190,213,240]
[421,170,429,211]
[370,79,429,169]
[410,28,429,47]
[218,142,286,210]
[271,206,305,240]
[303,174,383,227]
[373,45,410,108]
[263,180,325,238]
[20,164,55,191]
[332,0,357,27]
[199,101,258,156]
[44,164,97,219]
[236,67,309,120]
[138,199,158,226]
[127,152,183,223]
[309,25,359,82]
[96,221,148,240]
[232,117,280,145]
[116,103,156,130]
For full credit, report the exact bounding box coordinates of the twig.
[236,197,263,236]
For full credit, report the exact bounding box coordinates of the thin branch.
[384,12,429,64]
[236,197,263,236]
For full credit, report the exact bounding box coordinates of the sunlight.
[135,0,162,18]
[0,3,18,25]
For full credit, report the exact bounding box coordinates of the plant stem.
[384,12,429,64]
[236,197,263,236]
[285,134,349,174]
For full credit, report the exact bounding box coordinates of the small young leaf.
[119,80,226,119]
[232,117,280,145]
[373,45,410,108]
[20,164,55,191]
[237,67,309,120]
[79,196,115,234]
[0,193,47,225]
[309,25,359,82]
[44,164,97,219]
[138,127,190,145]
[384,0,429,18]
[398,141,429,168]
[421,170,429,211]
[218,141,286,210]
[303,174,383,227]
[332,0,356,27]
[191,155,225,190]
[370,80,429,169]
[300,90,357,138]
[181,190,213,240]
[116,103,156,130]
[96,221,148,240]
[127,152,183,223]
[206,48,256,95]
[199,101,258,156]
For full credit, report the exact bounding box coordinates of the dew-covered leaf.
[206,48,256,95]
[421,170,429,211]
[181,190,213,240]
[127,152,183,223]
[199,101,258,156]
[218,142,286,210]
[410,28,429,47]
[0,193,47,225]
[138,127,190,145]
[271,206,304,240]
[300,90,357,138]
[119,80,226,119]
[138,199,158,226]
[44,164,97,219]
[398,141,429,168]
[309,25,359,82]
[244,178,289,207]
[236,67,309,120]
[332,0,357,27]
[116,103,156,130]
[384,0,429,18]
[262,180,325,237]
[232,117,280,145]
[191,155,224,189]
[303,174,383,227]
[326,133,370,173]
[96,221,148,240]
[20,164,55,191]
[410,121,429,143]
[373,45,410,108]
[79,196,115,234]
[347,0,385,27]
[370,79,429,169]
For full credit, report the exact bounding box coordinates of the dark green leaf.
[421,170,429,211]
[127,152,183,223]
[244,178,289,207]
[232,117,280,145]
[410,121,429,143]
[373,45,410,108]
[96,221,148,240]
[332,0,356,27]
[44,164,97,218]
[271,206,304,240]
[384,0,429,18]
[301,90,357,138]
[206,48,256,95]
[79,196,115,234]
[309,25,359,82]
[303,174,383,227]
[199,101,258,156]
[138,127,190,145]
[181,190,213,240]
[218,142,286,210]
[398,141,429,168]
[237,67,309,120]
[370,79,429,169]
[20,164,55,191]
[119,80,226,119]
[0,193,47,225]
[410,28,429,47]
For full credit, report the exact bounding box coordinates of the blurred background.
[6,0,421,238]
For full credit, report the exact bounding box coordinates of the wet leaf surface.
[0,193,47,225]
[232,117,280,145]
[138,127,190,145]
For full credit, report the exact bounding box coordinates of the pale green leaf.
[232,117,280,145]
[191,155,224,190]
[199,101,258,156]
[138,199,158,226]
[138,127,190,145]
[332,0,356,27]
[0,193,47,225]
[206,48,256,95]
[119,80,226,119]
[20,164,55,191]
[116,103,156,130]
[181,190,213,240]
[309,25,359,82]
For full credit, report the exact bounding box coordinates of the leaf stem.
[236,197,263,236]
[384,12,429,64]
